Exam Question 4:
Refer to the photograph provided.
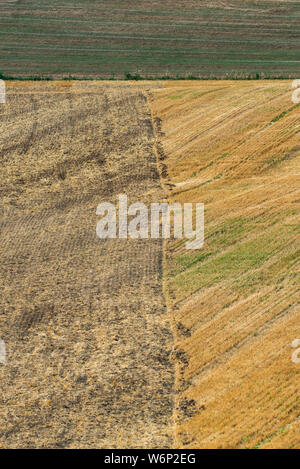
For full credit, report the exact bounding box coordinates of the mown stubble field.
[151,80,300,448]
[0,79,299,449]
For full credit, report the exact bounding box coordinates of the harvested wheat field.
[0,81,174,448]
[150,80,300,449]
[0,80,299,449]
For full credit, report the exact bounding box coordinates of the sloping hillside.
[150,81,300,448]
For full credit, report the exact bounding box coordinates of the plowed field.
[0,81,174,448]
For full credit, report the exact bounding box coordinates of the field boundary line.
[147,88,178,448]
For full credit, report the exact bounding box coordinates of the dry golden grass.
[0,81,173,448]
[150,80,300,449]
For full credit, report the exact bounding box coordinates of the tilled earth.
[0,82,174,448]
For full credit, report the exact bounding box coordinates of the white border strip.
[0,80,5,104]
[0,339,6,364]
[292,80,300,104]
